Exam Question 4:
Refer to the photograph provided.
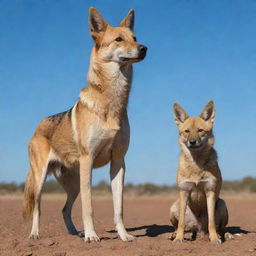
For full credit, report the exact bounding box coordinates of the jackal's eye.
[115,37,123,42]
[198,129,204,132]
[133,36,137,42]
[184,129,190,133]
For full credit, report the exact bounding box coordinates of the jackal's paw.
[119,233,134,242]
[224,232,234,240]
[210,237,222,244]
[29,233,40,240]
[173,237,184,243]
[168,232,176,240]
[84,231,100,243]
[197,231,207,238]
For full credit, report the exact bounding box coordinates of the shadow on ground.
[107,225,254,240]
[107,224,175,238]
[226,226,252,234]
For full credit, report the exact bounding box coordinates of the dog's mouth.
[188,144,203,150]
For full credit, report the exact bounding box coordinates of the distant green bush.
[1,176,256,194]
[126,183,177,195]
[0,182,24,193]
[241,176,256,192]
[93,180,111,192]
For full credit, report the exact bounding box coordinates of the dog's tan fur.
[170,101,229,244]
[23,7,147,242]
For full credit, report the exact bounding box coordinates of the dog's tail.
[22,169,36,220]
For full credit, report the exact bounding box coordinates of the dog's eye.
[198,129,204,132]
[115,37,123,42]
[133,36,137,42]
[184,129,190,133]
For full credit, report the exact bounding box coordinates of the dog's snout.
[138,45,147,58]
[139,45,147,53]
[189,140,197,145]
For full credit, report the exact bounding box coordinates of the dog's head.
[173,101,215,151]
[89,7,147,64]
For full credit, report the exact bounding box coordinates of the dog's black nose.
[138,45,147,55]
[189,140,196,145]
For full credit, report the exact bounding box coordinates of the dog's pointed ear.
[200,101,215,124]
[120,9,135,31]
[89,7,108,36]
[173,103,189,126]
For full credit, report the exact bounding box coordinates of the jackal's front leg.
[206,191,221,244]
[110,160,134,242]
[80,155,100,242]
[173,190,189,243]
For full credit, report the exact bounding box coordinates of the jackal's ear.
[200,101,215,124]
[120,9,135,31]
[89,7,108,36]
[173,103,189,126]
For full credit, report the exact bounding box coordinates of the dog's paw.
[29,233,40,240]
[84,231,100,243]
[77,231,85,237]
[119,233,134,242]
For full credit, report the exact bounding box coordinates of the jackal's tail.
[22,169,36,220]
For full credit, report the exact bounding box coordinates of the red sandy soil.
[0,195,256,256]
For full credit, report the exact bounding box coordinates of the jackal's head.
[173,101,215,151]
[88,7,147,64]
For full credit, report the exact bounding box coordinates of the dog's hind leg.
[215,198,233,241]
[170,199,204,241]
[170,200,179,228]
[169,200,179,239]
[54,168,80,235]
[23,136,51,239]
[110,159,134,241]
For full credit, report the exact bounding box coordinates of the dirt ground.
[1,195,256,256]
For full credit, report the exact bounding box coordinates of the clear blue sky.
[0,0,256,185]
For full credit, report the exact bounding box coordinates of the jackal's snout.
[188,138,202,148]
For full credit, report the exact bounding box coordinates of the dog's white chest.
[87,125,117,155]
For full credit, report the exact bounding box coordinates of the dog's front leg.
[206,191,221,244]
[173,190,189,243]
[110,160,134,242]
[80,154,100,242]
